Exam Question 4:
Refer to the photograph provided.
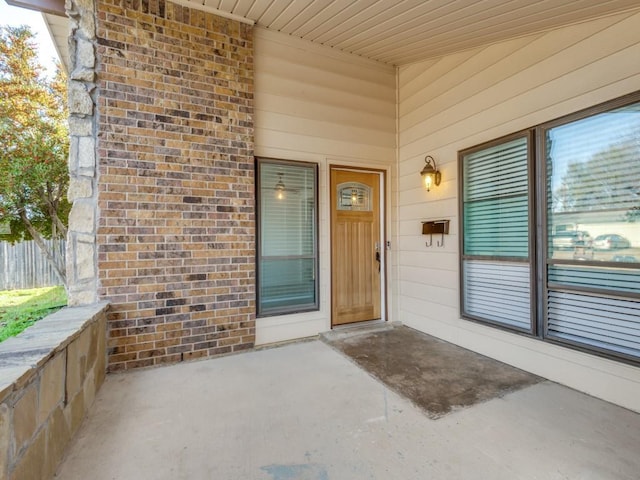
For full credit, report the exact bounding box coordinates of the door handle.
[375,251,381,272]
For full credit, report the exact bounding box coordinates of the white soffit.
[45,0,640,67]
[200,0,640,65]
[43,12,69,72]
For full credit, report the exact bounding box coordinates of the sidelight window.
[256,159,319,316]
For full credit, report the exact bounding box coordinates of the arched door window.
[337,182,372,211]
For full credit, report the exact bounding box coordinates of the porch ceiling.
[188,0,640,65]
[44,0,640,68]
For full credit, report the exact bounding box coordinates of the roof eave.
[6,0,65,17]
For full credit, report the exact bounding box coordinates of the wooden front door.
[330,168,382,326]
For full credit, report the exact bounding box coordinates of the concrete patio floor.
[55,338,640,480]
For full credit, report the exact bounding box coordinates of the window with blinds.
[257,159,318,316]
[460,134,533,332]
[543,100,640,360]
[459,93,640,363]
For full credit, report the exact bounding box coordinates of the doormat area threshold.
[322,325,541,419]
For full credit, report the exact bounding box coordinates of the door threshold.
[322,320,401,342]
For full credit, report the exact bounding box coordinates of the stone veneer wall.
[66,0,100,306]
[96,0,256,371]
[0,303,108,480]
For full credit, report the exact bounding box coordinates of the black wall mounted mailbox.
[421,220,450,235]
[422,220,450,247]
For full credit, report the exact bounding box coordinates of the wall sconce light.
[420,155,441,192]
[275,173,286,200]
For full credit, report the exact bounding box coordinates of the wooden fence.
[0,239,65,291]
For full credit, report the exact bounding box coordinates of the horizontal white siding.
[255,28,396,162]
[398,10,640,412]
[254,28,396,345]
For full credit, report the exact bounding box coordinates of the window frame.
[458,130,538,335]
[255,157,320,318]
[458,91,640,365]
[537,91,640,363]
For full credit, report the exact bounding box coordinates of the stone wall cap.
[0,301,109,404]
[0,364,32,402]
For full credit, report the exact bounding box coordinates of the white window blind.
[464,260,531,330]
[547,291,640,358]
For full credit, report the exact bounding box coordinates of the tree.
[0,25,70,284]
[553,136,640,219]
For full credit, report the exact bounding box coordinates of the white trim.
[379,171,387,322]
[168,0,255,25]
[41,13,68,73]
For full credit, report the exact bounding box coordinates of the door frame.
[329,165,387,328]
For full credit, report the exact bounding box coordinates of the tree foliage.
[553,136,640,220]
[0,25,69,284]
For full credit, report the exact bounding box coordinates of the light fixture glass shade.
[423,172,434,191]
[420,156,441,192]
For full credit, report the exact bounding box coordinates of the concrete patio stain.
[261,463,329,480]
[324,325,542,419]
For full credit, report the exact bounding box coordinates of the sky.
[0,0,61,75]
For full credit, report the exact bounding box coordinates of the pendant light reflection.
[275,173,286,200]
[350,188,358,206]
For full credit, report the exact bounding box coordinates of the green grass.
[0,286,67,342]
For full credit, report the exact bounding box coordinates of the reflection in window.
[257,160,318,316]
[544,99,640,360]
[546,101,640,264]
[337,182,371,211]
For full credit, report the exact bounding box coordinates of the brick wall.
[96,0,255,371]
